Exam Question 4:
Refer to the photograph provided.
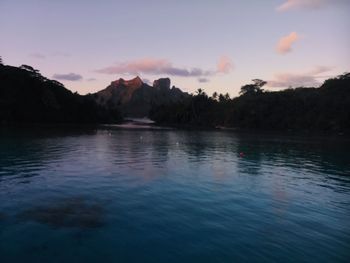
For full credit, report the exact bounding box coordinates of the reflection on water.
[0,127,350,263]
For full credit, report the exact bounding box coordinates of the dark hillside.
[0,64,121,124]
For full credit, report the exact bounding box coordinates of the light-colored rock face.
[94,76,188,118]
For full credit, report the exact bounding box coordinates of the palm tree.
[195,88,208,98]
[196,88,204,95]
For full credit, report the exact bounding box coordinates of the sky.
[0,0,349,96]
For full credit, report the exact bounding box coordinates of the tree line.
[1,60,349,132]
[150,73,350,133]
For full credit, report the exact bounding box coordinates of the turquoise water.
[0,127,350,262]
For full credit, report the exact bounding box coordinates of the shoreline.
[1,121,349,138]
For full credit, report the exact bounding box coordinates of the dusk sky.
[1,0,349,96]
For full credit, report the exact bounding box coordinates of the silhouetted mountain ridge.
[93,76,189,117]
[1,63,349,133]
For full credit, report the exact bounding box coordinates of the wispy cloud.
[87,78,97,81]
[277,0,324,11]
[96,57,233,78]
[268,73,319,87]
[276,32,299,54]
[198,78,210,83]
[29,53,46,59]
[309,65,334,75]
[142,78,152,85]
[52,51,70,57]
[217,56,233,73]
[29,51,70,59]
[268,66,334,87]
[96,58,213,77]
[53,73,83,81]
[276,0,346,12]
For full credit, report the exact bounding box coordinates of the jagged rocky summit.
[93,76,188,117]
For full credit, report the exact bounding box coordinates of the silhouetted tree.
[20,64,37,72]
[196,88,206,96]
[19,64,47,81]
[48,79,64,87]
[240,79,266,95]
[338,72,350,80]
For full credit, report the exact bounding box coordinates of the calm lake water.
[0,127,349,262]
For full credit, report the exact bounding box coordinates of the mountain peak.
[153,78,171,90]
[112,76,143,88]
[95,76,189,118]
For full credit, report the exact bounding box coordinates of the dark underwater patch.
[17,197,105,229]
[0,212,6,221]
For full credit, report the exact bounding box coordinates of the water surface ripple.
[0,128,349,262]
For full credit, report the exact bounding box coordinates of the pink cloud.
[96,58,171,75]
[277,0,324,12]
[276,32,299,54]
[309,65,334,75]
[96,57,233,78]
[268,66,334,87]
[276,0,346,12]
[217,56,233,73]
[268,73,319,87]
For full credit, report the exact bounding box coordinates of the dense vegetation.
[150,74,350,133]
[0,64,122,124]
[1,60,349,133]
